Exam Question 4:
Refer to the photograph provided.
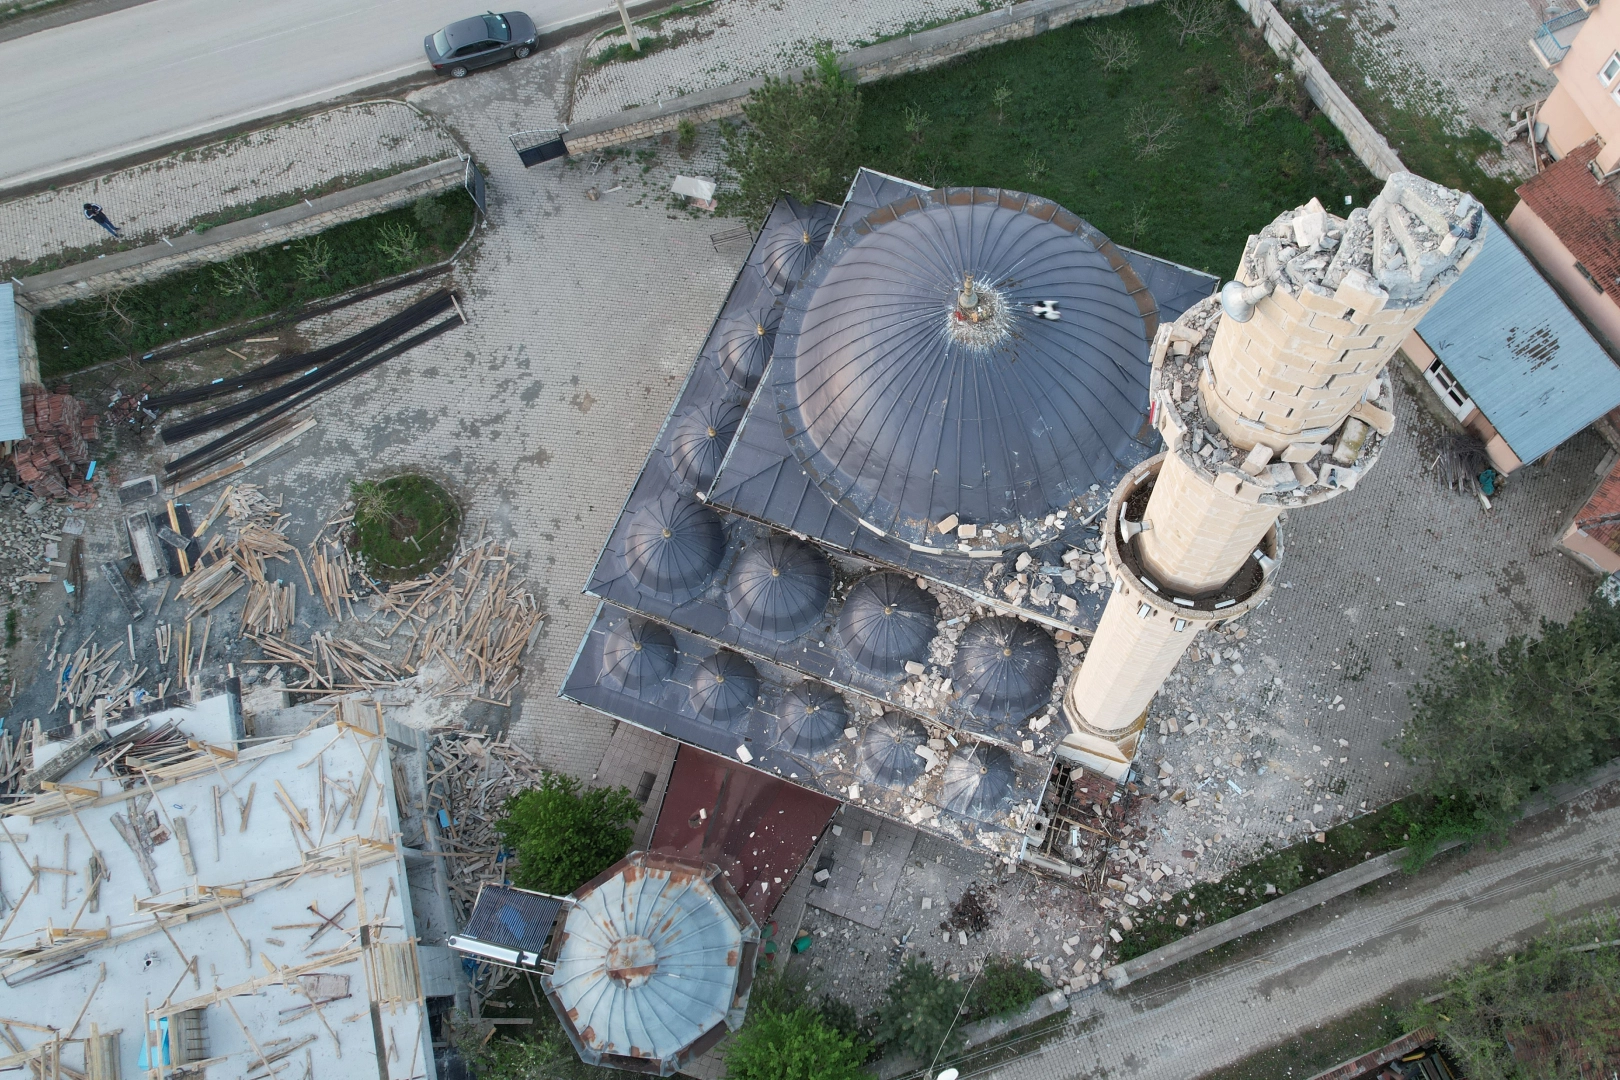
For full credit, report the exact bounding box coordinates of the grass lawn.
[1281,7,1521,221]
[34,190,474,380]
[853,1,1380,275]
[348,475,461,581]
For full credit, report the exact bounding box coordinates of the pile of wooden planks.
[52,637,146,716]
[424,729,546,920]
[0,723,33,798]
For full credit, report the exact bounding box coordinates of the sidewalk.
[985,779,1620,1080]
[0,100,460,276]
[568,0,1002,123]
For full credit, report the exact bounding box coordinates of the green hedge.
[36,190,474,380]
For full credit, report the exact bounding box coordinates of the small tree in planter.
[871,958,966,1062]
[494,773,642,895]
[723,1008,868,1080]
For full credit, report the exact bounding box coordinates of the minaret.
[1061,174,1486,778]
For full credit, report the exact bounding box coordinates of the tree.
[871,958,966,1062]
[1405,911,1620,1079]
[494,772,642,894]
[723,1008,869,1080]
[719,46,861,227]
[1164,0,1227,48]
[1398,601,1620,858]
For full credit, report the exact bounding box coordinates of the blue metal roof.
[0,285,23,442]
[1416,215,1620,464]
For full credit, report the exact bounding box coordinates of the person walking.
[83,203,120,238]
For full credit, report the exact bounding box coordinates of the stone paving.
[1284,0,1555,176]
[568,0,998,123]
[0,100,461,275]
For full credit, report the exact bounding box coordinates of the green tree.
[965,955,1046,1022]
[1398,601,1620,859]
[871,958,965,1062]
[719,46,861,227]
[723,1008,869,1080]
[1405,910,1620,1080]
[494,773,642,894]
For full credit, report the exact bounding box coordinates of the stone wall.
[1233,0,1405,180]
[562,0,1153,155]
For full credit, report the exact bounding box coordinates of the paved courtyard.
[0,100,461,276]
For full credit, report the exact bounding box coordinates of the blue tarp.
[0,284,22,442]
[1416,215,1620,464]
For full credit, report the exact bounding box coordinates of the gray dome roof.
[623,495,725,601]
[951,616,1059,722]
[857,712,928,789]
[726,534,833,639]
[940,744,1015,816]
[602,616,677,696]
[689,650,759,724]
[714,305,781,391]
[760,203,833,291]
[837,572,939,676]
[777,681,848,755]
[669,400,745,491]
[773,187,1155,548]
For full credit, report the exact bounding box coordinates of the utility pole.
[615,0,640,51]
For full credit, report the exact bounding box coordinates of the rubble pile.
[14,390,98,501]
[424,728,546,921]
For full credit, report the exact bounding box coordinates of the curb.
[1101,756,1620,989]
[868,989,1071,1080]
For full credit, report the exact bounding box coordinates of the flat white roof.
[0,698,435,1080]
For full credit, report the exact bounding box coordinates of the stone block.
[1281,442,1324,463]
[1297,282,1352,316]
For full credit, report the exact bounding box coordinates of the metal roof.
[941,743,1015,818]
[623,494,727,601]
[1417,214,1620,463]
[669,400,745,492]
[602,615,678,696]
[0,285,23,442]
[951,616,1060,724]
[714,304,781,391]
[858,712,928,788]
[771,186,1156,548]
[776,680,849,754]
[689,649,760,723]
[835,571,939,676]
[760,202,834,291]
[544,851,758,1075]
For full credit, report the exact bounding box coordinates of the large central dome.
[773,187,1156,549]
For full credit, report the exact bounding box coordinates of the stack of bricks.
[14,389,97,501]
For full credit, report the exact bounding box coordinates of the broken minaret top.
[1223,172,1485,322]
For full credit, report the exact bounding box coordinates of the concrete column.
[1060,174,1486,779]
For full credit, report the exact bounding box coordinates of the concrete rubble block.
[935,513,959,534]
[1350,399,1396,435]
[1239,443,1273,477]
[1290,461,1318,486]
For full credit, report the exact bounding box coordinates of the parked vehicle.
[425,11,538,78]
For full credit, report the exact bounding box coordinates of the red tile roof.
[1517,139,1620,291]
[1574,451,1620,555]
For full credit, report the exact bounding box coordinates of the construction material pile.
[14,390,98,500]
[0,723,30,798]
[424,728,545,921]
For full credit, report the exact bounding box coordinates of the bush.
[871,958,965,1062]
[719,46,861,228]
[964,956,1046,1023]
[495,772,642,894]
[36,189,474,377]
[1398,601,1620,861]
[1405,910,1620,1079]
[724,1008,869,1080]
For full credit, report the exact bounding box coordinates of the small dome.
[602,617,677,696]
[777,681,848,755]
[623,496,725,601]
[940,744,1015,816]
[951,616,1060,722]
[760,208,833,291]
[669,400,744,491]
[857,712,928,789]
[726,535,833,639]
[714,305,781,390]
[689,651,759,724]
[837,573,939,676]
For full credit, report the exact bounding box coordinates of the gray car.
[425,11,538,78]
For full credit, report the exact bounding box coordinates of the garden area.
[345,475,462,582]
[721,0,1379,275]
[34,190,475,379]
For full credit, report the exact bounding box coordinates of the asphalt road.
[0,0,610,189]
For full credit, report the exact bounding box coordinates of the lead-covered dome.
[776,680,848,755]
[941,744,1015,816]
[773,187,1156,548]
[837,572,939,676]
[857,712,928,789]
[669,400,744,491]
[623,495,726,602]
[690,650,759,724]
[951,616,1059,723]
[714,305,780,391]
[726,535,832,639]
[602,616,677,696]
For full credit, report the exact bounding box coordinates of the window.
[1602,51,1620,84]
[482,13,510,41]
[1424,357,1474,421]
[454,42,493,57]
